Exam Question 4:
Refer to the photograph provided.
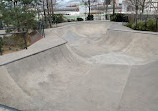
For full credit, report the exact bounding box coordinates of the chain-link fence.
[0,28,27,55]
[36,21,45,38]
[0,21,46,55]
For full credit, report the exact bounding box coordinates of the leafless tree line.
[37,0,55,27]
[124,0,158,17]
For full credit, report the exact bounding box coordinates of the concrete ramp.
[99,29,158,60]
[0,43,89,110]
[0,21,158,111]
[119,61,158,111]
[0,66,38,110]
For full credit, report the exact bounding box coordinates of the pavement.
[0,21,158,111]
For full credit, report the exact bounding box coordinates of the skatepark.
[0,21,158,111]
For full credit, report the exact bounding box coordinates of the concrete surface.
[0,21,158,111]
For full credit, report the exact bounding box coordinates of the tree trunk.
[141,0,146,19]
[46,0,52,28]
[113,0,115,15]
[43,0,47,24]
[104,1,109,20]
[135,0,138,29]
[88,0,91,15]
[142,0,145,14]
[106,5,109,19]
[14,0,20,31]
[50,0,54,16]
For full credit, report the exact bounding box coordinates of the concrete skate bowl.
[0,21,158,111]
[50,22,112,42]
[52,22,158,64]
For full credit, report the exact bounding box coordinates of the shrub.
[125,22,133,28]
[67,19,76,22]
[125,18,158,32]
[87,15,94,20]
[110,13,128,22]
[116,13,125,22]
[77,18,84,21]
[146,18,157,32]
[137,21,146,31]
[110,14,116,21]
[131,23,136,29]
[52,14,64,23]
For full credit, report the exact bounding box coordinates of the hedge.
[125,18,158,32]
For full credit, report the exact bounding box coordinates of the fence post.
[0,37,3,55]
[22,28,27,49]
[145,18,147,31]
[135,17,138,30]
[0,21,3,30]
[156,17,158,32]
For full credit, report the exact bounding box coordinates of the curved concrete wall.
[119,60,158,111]
[0,22,158,111]
[100,29,158,60]
[0,43,86,110]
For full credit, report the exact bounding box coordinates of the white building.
[54,0,158,21]
[79,3,89,20]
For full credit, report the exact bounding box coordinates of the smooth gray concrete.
[119,61,158,111]
[0,21,158,111]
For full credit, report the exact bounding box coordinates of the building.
[54,0,122,20]
[54,0,158,21]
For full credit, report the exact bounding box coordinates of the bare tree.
[139,0,146,14]
[125,0,152,15]
[125,0,139,19]
[113,0,115,15]
[50,0,54,16]
[148,0,158,14]
[103,0,111,19]
[46,0,52,27]
[42,0,47,22]
[81,0,96,15]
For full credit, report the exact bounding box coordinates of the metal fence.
[0,21,3,30]
[0,28,27,55]
[36,21,45,38]
[135,15,158,31]
[0,21,46,55]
